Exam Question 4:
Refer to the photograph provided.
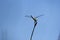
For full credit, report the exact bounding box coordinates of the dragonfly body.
[30,15,37,27]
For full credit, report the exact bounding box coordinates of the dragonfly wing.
[25,15,31,18]
[35,15,44,18]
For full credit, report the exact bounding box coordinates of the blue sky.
[0,0,60,40]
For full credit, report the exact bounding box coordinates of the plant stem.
[30,25,36,40]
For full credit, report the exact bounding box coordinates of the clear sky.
[0,0,60,40]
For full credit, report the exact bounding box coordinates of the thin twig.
[30,24,36,40]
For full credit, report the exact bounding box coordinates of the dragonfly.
[25,15,43,27]
[25,15,44,40]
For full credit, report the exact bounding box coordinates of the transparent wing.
[35,15,44,18]
[25,15,31,18]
